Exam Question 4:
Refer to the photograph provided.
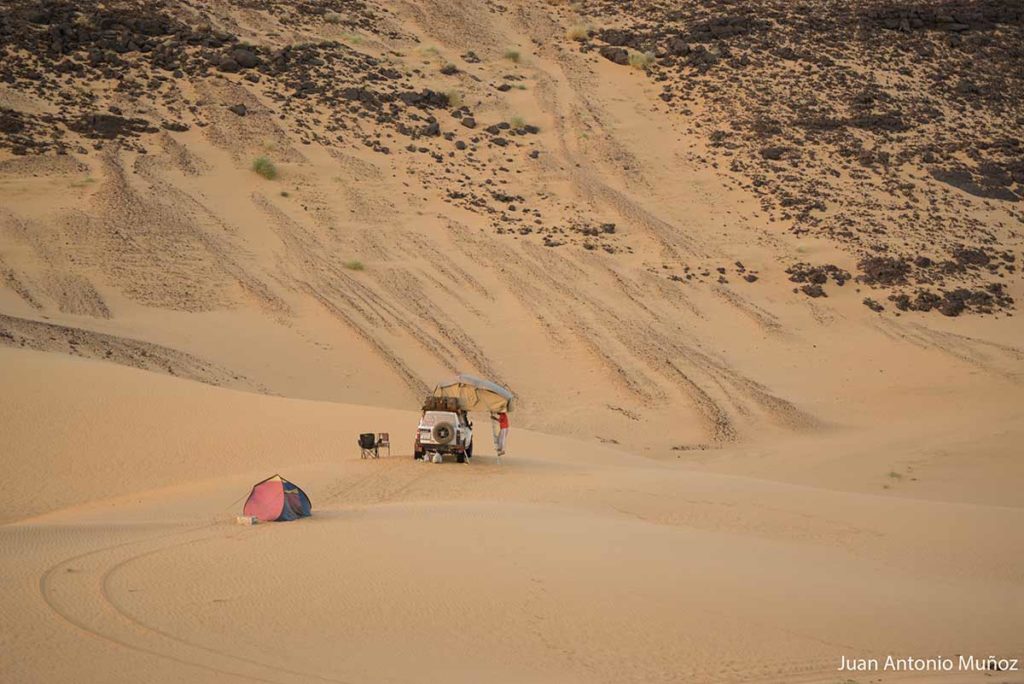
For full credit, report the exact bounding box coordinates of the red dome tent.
[243,475,312,522]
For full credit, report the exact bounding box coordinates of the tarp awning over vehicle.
[432,373,514,413]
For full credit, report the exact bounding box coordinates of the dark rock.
[857,256,910,286]
[953,246,990,267]
[461,117,477,129]
[930,166,1019,201]
[67,113,157,140]
[231,48,259,69]
[666,37,690,56]
[599,46,629,65]
[787,263,850,287]
[0,109,25,134]
[801,284,826,297]
[911,290,942,312]
[863,298,885,312]
[938,292,966,317]
[228,104,247,116]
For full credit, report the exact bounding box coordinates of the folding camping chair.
[358,432,378,459]
[376,433,390,458]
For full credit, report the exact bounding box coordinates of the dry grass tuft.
[628,51,656,70]
[566,24,592,41]
[252,157,277,180]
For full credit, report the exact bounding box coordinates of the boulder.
[599,46,629,65]
[231,48,259,69]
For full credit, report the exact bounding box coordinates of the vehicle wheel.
[456,452,466,464]
[432,422,455,444]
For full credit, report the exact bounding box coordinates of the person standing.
[496,411,509,456]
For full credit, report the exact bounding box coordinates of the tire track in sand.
[40,524,351,683]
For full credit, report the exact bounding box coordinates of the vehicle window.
[421,411,454,426]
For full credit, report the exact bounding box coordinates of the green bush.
[252,157,277,180]
[504,49,521,63]
[343,259,365,271]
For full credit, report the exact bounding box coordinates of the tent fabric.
[432,373,514,413]
[243,475,312,522]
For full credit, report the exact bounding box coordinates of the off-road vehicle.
[414,397,474,463]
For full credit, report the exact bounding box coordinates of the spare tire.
[432,421,455,445]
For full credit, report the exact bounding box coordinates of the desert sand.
[1,0,1023,682]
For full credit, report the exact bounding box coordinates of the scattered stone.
[801,284,826,298]
[857,257,910,286]
[67,114,157,140]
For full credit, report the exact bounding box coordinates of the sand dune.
[2,0,1023,681]
[3,348,1023,683]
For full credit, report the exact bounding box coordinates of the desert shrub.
[252,156,277,180]
[510,115,526,129]
[344,259,365,271]
[628,51,655,70]
[566,24,592,41]
[504,49,521,63]
[324,11,342,24]
[445,90,464,108]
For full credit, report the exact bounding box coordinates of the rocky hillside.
[0,0,1021,452]
[577,0,1023,315]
